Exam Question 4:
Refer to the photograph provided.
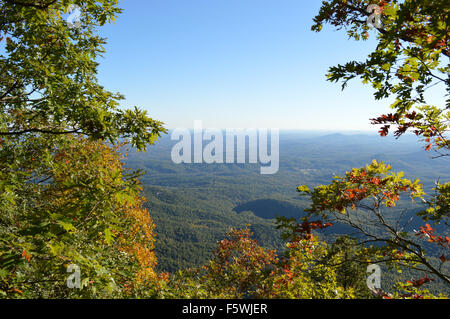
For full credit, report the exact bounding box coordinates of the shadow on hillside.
[233,199,305,219]
[233,198,356,235]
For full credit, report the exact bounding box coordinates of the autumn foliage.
[0,137,160,298]
[1,0,449,300]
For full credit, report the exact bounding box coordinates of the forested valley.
[0,0,448,299]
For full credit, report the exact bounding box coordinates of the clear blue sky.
[96,0,394,131]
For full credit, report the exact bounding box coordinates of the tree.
[161,227,354,299]
[0,0,165,298]
[297,160,448,285]
[0,136,161,298]
[201,227,278,299]
[328,236,374,298]
[0,0,165,149]
[312,0,449,157]
[301,0,450,297]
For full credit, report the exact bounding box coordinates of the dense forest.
[0,0,448,299]
[125,132,450,294]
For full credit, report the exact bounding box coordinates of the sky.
[96,0,397,131]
